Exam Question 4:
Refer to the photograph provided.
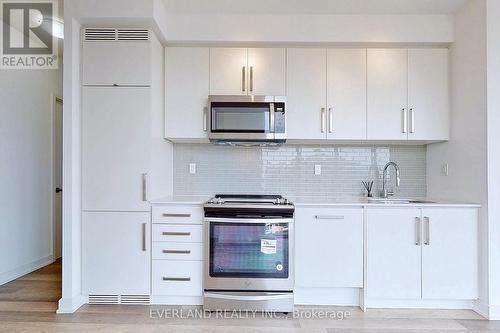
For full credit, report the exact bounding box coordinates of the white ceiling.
[163,0,467,15]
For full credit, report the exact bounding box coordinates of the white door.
[82,87,151,211]
[83,211,150,294]
[295,207,363,287]
[327,49,367,140]
[367,49,408,140]
[82,41,151,86]
[408,48,449,141]
[53,97,63,259]
[421,208,478,299]
[247,48,286,96]
[367,208,422,299]
[286,48,327,140]
[209,48,248,95]
[165,47,209,140]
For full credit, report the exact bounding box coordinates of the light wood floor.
[0,261,498,332]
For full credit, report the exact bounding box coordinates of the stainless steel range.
[203,194,294,312]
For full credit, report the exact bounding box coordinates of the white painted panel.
[247,48,286,96]
[209,48,248,95]
[152,260,203,296]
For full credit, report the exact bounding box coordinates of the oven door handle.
[204,292,293,301]
[204,217,294,224]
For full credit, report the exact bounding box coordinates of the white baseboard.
[294,287,361,306]
[151,295,203,305]
[367,298,475,309]
[0,255,54,285]
[489,305,500,320]
[57,294,86,313]
[472,299,489,319]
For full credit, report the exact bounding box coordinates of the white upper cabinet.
[82,41,151,86]
[286,48,327,140]
[209,48,286,96]
[209,48,248,95]
[327,49,367,140]
[247,48,286,96]
[408,49,449,141]
[165,47,209,140]
[367,49,409,140]
[82,87,151,211]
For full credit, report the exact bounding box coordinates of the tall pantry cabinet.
[81,28,170,300]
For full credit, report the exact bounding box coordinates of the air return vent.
[83,28,149,42]
[88,294,150,305]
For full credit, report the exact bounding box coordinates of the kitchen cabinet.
[82,41,151,86]
[165,47,209,140]
[367,49,409,140]
[83,211,150,295]
[367,207,478,300]
[295,207,363,288]
[408,49,449,141]
[82,86,151,211]
[209,47,285,96]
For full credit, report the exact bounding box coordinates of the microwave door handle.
[269,103,275,133]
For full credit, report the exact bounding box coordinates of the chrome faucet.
[381,162,401,198]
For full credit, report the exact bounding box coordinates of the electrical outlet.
[314,164,321,175]
[189,163,196,174]
[441,163,449,176]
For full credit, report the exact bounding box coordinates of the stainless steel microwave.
[207,95,286,145]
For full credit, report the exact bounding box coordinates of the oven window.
[211,103,270,132]
[209,222,289,278]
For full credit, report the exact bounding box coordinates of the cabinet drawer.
[152,260,202,296]
[152,242,203,261]
[152,224,203,242]
[152,205,203,224]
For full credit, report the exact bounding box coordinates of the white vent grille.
[83,28,149,42]
[88,294,150,305]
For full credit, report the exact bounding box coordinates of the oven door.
[204,218,294,291]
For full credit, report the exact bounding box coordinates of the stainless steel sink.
[368,198,436,204]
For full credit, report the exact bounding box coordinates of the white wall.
[426,0,488,316]
[0,67,63,283]
[164,13,454,43]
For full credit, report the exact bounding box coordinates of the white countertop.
[149,195,480,208]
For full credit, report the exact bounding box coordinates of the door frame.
[51,93,63,260]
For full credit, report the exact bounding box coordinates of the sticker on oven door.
[260,239,277,254]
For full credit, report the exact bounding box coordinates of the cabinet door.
[209,48,248,95]
[367,49,408,140]
[286,48,327,140]
[82,87,150,211]
[408,49,449,141]
[295,207,363,287]
[367,208,422,299]
[165,47,209,140]
[421,208,478,299]
[83,212,150,294]
[327,49,367,140]
[247,48,286,96]
[82,41,151,86]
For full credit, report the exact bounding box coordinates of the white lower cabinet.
[152,261,203,297]
[83,212,150,295]
[367,207,478,301]
[295,207,363,288]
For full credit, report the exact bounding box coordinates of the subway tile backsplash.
[173,144,427,199]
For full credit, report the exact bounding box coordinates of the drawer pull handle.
[162,277,191,282]
[162,232,191,236]
[162,249,191,254]
[315,215,345,220]
[162,213,191,218]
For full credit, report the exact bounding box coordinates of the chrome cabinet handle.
[415,217,421,245]
[249,66,253,92]
[142,223,147,252]
[321,108,326,133]
[402,108,408,133]
[162,249,191,254]
[141,173,148,201]
[328,108,333,133]
[203,107,208,132]
[315,215,345,220]
[162,277,191,282]
[242,66,246,92]
[162,232,191,236]
[162,213,191,218]
[410,108,415,133]
[424,216,430,245]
